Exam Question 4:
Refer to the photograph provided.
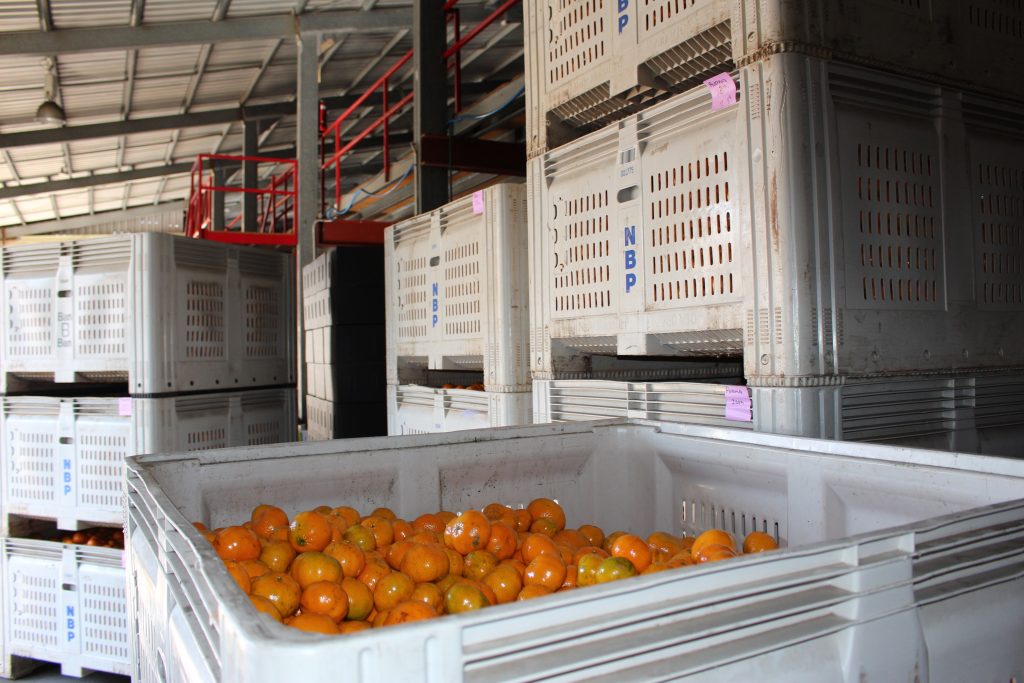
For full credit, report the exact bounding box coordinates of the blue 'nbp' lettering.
[431,283,439,327]
[66,606,75,642]
[617,0,629,32]
[624,226,637,293]
[63,459,72,495]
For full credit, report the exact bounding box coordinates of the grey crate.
[0,234,295,394]
[528,52,1024,384]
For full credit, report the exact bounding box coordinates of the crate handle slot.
[617,185,639,203]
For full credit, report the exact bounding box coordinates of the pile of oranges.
[197,498,779,635]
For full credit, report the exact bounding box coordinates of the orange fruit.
[463,550,499,582]
[373,571,415,611]
[642,562,672,575]
[290,552,342,588]
[443,548,464,577]
[578,524,605,548]
[553,529,588,549]
[249,594,282,622]
[386,540,415,570]
[361,516,395,548]
[647,532,687,562]
[482,564,523,604]
[524,554,566,591]
[384,601,437,626]
[200,529,216,544]
[408,530,442,546]
[401,543,450,583]
[444,581,490,614]
[339,621,372,634]
[609,533,653,573]
[742,531,779,554]
[527,498,566,532]
[436,511,456,524]
[511,509,532,533]
[239,560,270,580]
[340,577,374,621]
[410,582,444,612]
[694,543,737,564]
[667,550,695,567]
[594,556,637,583]
[520,534,559,564]
[250,572,302,618]
[554,544,575,566]
[560,565,577,590]
[324,541,366,579]
[435,574,460,595]
[357,556,391,592]
[288,511,333,553]
[576,553,604,587]
[314,505,333,515]
[690,529,736,558]
[372,609,391,628]
[343,524,377,552]
[331,506,361,527]
[483,503,512,520]
[392,519,414,541]
[325,516,349,543]
[603,531,626,554]
[529,517,560,537]
[517,585,552,601]
[443,510,491,555]
[251,505,289,540]
[498,558,527,578]
[259,541,296,573]
[573,546,609,565]
[193,521,208,532]
[301,581,350,622]
[413,513,445,533]
[370,507,397,521]
[225,561,251,594]
[288,613,340,634]
[485,523,518,561]
[214,526,261,562]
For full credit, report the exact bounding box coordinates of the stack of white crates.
[0,233,297,676]
[525,1,1024,452]
[385,183,534,434]
[301,247,387,440]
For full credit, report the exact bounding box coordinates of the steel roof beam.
[3,200,185,238]
[0,6,512,56]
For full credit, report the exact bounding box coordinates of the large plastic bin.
[1,389,296,531]
[0,234,295,394]
[126,420,1024,683]
[385,183,531,392]
[534,370,1024,455]
[528,52,1024,385]
[387,385,532,435]
[523,0,1024,154]
[301,246,385,329]
[3,537,128,678]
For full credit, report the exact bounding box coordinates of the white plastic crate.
[126,420,1024,683]
[305,395,386,441]
[301,247,384,330]
[528,52,1024,385]
[387,385,532,435]
[385,183,531,392]
[1,389,296,531]
[3,537,129,677]
[535,371,1024,456]
[0,233,295,394]
[523,0,1024,154]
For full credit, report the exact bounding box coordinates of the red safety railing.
[186,153,298,246]
[319,0,520,216]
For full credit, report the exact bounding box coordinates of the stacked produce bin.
[0,233,297,676]
[301,247,387,440]
[384,183,534,434]
[525,0,1024,453]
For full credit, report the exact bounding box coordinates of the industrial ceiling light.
[35,57,66,126]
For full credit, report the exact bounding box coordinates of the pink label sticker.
[120,550,127,568]
[118,397,132,417]
[724,386,752,422]
[704,72,737,111]
[471,190,485,215]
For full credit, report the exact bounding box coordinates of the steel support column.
[243,120,258,231]
[412,0,448,213]
[213,163,226,230]
[296,32,320,421]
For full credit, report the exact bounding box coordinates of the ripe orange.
[251,505,289,540]
[384,601,437,625]
[594,556,637,583]
[742,531,779,554]
[224,561,251,594]
[444,581,490,614]
[511,509,532,533]
[524,554,566,591]
[323,541,366,578]
[463,550,499,582]
[373,571,415,611]
[602,530,626,554]
[332,506,362,528]
[339,621,372,634]
[527,498,566,532]
[553,529,588,549]
[694,543,737,564]
[609,533,653,573]
[410,582,444,612]
[343,524,377,552]
[483,503,512,521]
[517,585,552,601]
[436,511,456,525]
[444,510,491,555]
[667,550,694,567]
[483,564,523,604]
[529,517,560,537]
[259,541,296,573]
[690,529,736,558]
[498,558,527,578]
[386,540,415,570]
[301,581,350,622]
[357,555,391,592]
[575,553,604,587]
[340,577,373,621]
[290,551,342,588]
[647,531,686,562]
[443,548,464,577]
[641,562,672,575]
[400,543,450,583]
[370,507,397,521]
[408,530,442,546]
[578,524,605,548]
[239,560,270,580]
[392,519,414,541]
[520,534,559,564]
[288,613,340,634]
[573,546,609,565]
[250,572,302,618]
[485,523,518,560]
[413,513,445,533]
[288,511,333,553]
[372,609,391,628]
[249,594,282,622]
[214,526,261,562]
[361,516,395,548]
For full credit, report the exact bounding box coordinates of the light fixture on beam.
[35,57,67,126]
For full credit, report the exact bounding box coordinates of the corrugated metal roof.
[0,1,44,32]
[50,0,132,29]
[140,0,217,24]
